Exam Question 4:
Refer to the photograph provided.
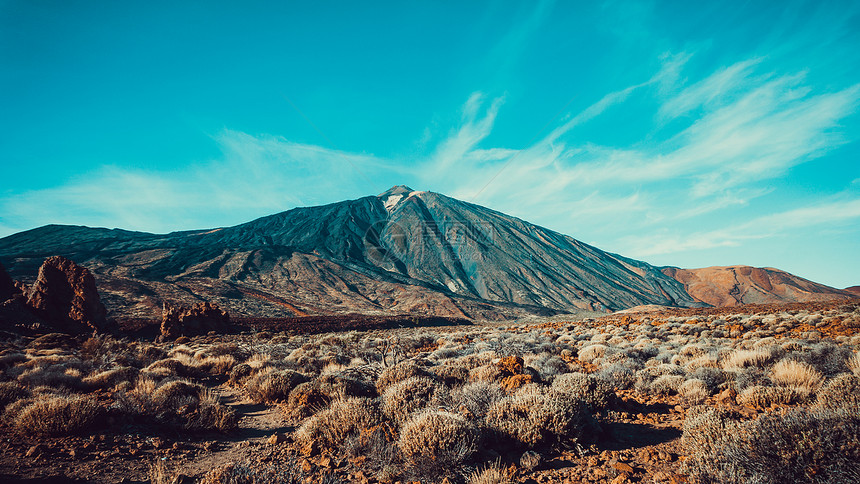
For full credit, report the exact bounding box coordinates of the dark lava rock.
[0,261,19,302]
[161,301,230,339]
[27,256,107,333]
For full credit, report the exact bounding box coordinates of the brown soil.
[0,299,856,483]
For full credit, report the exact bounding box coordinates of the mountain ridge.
[0,187,853,320]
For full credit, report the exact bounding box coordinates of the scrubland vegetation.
[1,301,859,483]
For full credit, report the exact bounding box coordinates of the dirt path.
[177,385,293,478]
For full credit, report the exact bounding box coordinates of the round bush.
[397,410,479,464]
[382,376,447,423]
[294,397,384,452]
[376,360,432,394]
[244,369,308,403]
[485,387,598,449]
[550,373,612,410]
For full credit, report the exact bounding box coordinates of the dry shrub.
[152,380,200,410]
[678,379,709,404]
[577,344,607,364]
[186,388,238,432]
[485,386,598,449]
[770,359,823,395]
[201,461,300,484]
[0,352,27,369]
[0,381,29,410]
[815,374,860,410]
[848,352,860,378]
[244,369,308,404]
[398,410,480,475]
[683,406,860,483]
[382,376,448,424]
[376,359,432,394]
[550,372,612,410]
[83,366,139,390]
[736,385,799,408]
[118,378,236,431]
[468,460,511,484]
[195,355,237,375]
[228,363,254,386]
[721,348,775,371]
[145,358,194,378]
[650,374,685,395]
[450,381,506,418]
[285,381,329,419]
[469,364,502,383]
[433,363,471,386]
[10,394,101,435]
[293,397,383,454]
[316,372,376,400]
[17,364,85,391]
[28,333,76,350]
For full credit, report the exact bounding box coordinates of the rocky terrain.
[1,186,853,323]
[0,299,857,483]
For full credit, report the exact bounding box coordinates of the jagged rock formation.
[661,266,856,307]
[161,301,230,339]
[0,262,20,302]
[26,256,107,333]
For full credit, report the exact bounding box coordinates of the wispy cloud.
[627,197,860,256]
[419,55,860,236]
[0,130,402,235]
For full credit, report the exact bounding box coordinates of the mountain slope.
[0,186,723,319]
[661,266,856,307]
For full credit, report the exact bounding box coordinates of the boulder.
[161,301,230,339]
[26,256,107,333]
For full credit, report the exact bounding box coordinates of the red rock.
[613,462,634,474]
[267,433,289,445]
[716,387,737,405]
[27,256,107,333]
[160,301,229,339]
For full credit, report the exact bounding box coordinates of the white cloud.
[626,198,860,256]
[0,130,402,235]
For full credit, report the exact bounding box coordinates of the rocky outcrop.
[0,262,18,302]
[662,266,856,307]
[161,301,230,339]
[27,256,107,333]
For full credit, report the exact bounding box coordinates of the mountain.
[843,286,860,297]
[0,186,706,320]
[661,266,857,307]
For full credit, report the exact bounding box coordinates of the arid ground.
[1,300,858,483]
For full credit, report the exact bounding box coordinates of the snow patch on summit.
[384,194,404,212]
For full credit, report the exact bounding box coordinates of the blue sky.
[1,0,859,288]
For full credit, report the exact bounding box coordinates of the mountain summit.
[0,187,852,320]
